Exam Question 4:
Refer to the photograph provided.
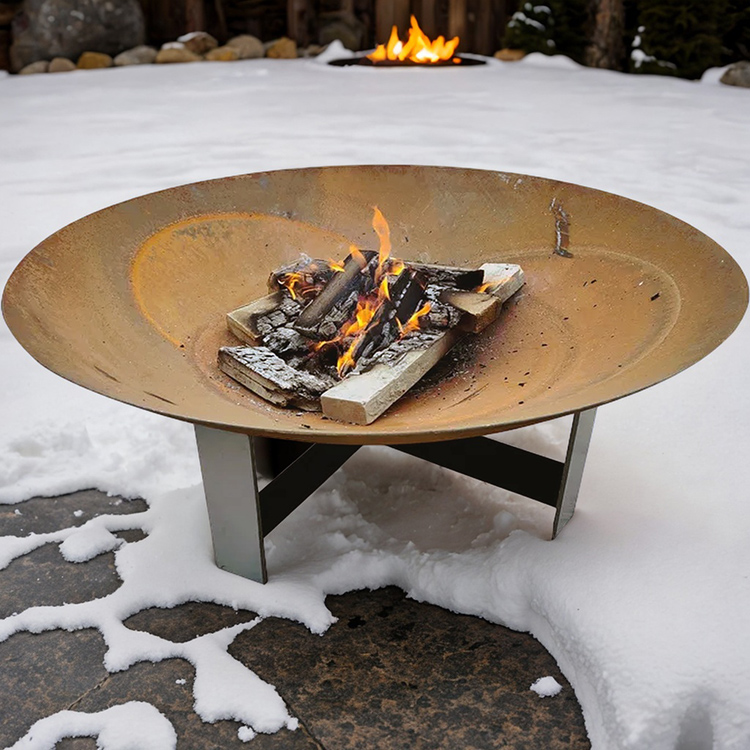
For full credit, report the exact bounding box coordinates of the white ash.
[255,297,302,337]
[263,327,308,355]
[221,346,333,395]
[353,331,444,373]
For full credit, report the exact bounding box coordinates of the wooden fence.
[139,0,515,55]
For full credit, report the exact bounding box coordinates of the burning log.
[293,249,376,339]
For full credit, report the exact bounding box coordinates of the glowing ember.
[368,16,460,65]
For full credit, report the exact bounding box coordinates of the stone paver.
[0,490,590,749]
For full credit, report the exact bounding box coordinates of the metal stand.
[195,408,597,583]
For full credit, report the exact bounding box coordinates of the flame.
[372,206,391,280]
[368,16,459,64]
[397,301,431,337]
[278,272,309,300]
[329,258,345,273]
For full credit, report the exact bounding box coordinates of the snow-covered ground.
[1,49,750,749]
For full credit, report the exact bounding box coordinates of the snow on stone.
[531,676,563,697]
[1,55,750,750]
[59,524,121,562]
[8,702,177,750]
[238,726,257,742]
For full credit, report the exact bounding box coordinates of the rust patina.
[2,166,747,443]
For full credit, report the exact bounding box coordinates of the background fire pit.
[3,165,746,444]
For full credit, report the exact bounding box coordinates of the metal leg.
[194,425,267,583]
[552,408,597,538]
[194,409,597,583]
[194,427,359,583]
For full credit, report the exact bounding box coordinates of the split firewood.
[218,346,333,411]
[320,330,461,425]
[480,263,525,303]
[226,291,284,345]
[439,290,500,333]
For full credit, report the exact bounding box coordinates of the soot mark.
[145,392,177,405]
[94,366,119,383]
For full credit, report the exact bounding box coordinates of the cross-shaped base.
[195,409,597,583]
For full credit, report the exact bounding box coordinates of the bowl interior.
[3,166,747,443]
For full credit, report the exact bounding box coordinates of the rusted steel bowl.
[3,166,747,444]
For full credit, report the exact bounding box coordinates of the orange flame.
[278,272,308,300]
[368,16,459,64]
[397,302,431,337]
[372,206,391,280]
[329,258,345,273]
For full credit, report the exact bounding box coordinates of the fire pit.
[329,16,486,68]
[3,166,747,582]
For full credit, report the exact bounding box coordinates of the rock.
[226,34,264,60]
[48,56,76,72]
[494,48,526,62]
[77,51,112,69]
[18,59,48,74]
[155,45,202,64]
[720,61,750,89]
[266,37,297,59]
[318,11,364,52]
[10,0,144,73]
[205,45,239,62]
[114,45,157,66]
[177,30,217,56]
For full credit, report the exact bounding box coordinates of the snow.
[531,676,563,697]
[8,703,177,750]
[1,55,749,750]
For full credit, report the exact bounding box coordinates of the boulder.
[18,59,48,74]
[177,31,217,56]
[155,45,201,64]
[226,34,264,60]
[266,37,297,59]
[205,45,240,62]
[494,49,526,62]
[77,51,112,69]
[49,56,76,72]
[114,45,157,66]
[10,0,144,72]
[720,61,750,89]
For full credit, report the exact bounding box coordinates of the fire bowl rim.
[327,54,487,68]
[3,164,747,444]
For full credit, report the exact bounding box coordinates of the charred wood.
[294,249,376,338]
